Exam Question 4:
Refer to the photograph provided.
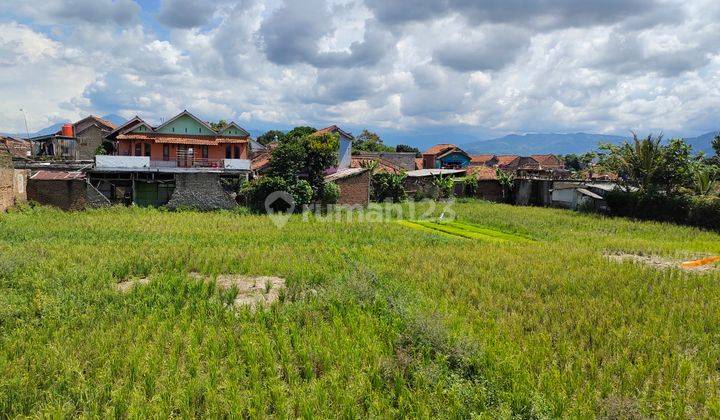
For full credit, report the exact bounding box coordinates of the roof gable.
[155,110,216,136]
[128,123,155,134]
[313,125,354,141]
[107,116,152,139]
[219,122,250,137]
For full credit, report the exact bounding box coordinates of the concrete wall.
[334,170,370,207]
[76,125,105,160]
[166,173,237,211]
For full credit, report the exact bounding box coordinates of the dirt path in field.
[606,252,719,272]
[115,273,286,308]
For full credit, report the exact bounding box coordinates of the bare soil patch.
[606,252,719,272]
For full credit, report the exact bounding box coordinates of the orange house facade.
[107,110,250,169]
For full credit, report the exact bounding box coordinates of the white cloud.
[1,0,719,139]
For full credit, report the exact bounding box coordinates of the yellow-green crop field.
[1,201,720,417]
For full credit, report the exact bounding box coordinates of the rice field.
[1,201,720,417]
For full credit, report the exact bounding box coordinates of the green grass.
[1,201,720,417]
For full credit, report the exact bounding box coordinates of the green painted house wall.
[156,114,214,136]
[130,124,153,134]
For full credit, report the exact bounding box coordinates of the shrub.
[605,189,720,231]
[242,176,313,213]
[320,182,340,205]
[371,173,407,202]
[431,176,454,199]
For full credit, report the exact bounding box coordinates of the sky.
[0,0,719,140]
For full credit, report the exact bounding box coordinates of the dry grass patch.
[115,273,287,308]
[606,252,719,272]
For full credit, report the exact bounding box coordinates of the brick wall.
[166,173,237,211]
[27,179,88,210]
[0,151,13,211]
[475,181,503,202]
[335,170,370,207]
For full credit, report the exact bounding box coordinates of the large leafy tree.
[713,133,720,157]
[257,130,286,146]
[209,120,228,131]
[395,144,420,155]
[353,129,394,153]
[285,126,317,140]
[268,132,337,200]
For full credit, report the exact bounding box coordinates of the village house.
[88,110,252,209]
[31,116,117,160]
[421,144,471,169]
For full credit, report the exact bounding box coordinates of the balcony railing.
[96,155,250,171]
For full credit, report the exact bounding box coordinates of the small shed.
[551,182,607,211]
[324,167,370,207]
[28,170,109,210]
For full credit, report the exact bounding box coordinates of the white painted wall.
[224,159,251,170]
[95,155,150,168]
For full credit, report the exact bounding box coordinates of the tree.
[353,129,394,153]
[692,165,718,196]
[395,144,420,155]
[599,134,698,194]
[496,168,515,203]
[286,126,317,140]
[257,130,286,146]
[371,172,407,202]
[713,133,720,157]
[210,120,228,131]
[599,133,666,193]
[268,132,337,201]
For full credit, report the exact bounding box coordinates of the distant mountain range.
[4,115,716,156]
[460,131,718,155]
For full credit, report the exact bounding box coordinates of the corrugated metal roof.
[324,167,368,182]
[405,169,465,177]
[577,188,603,199]
[31,170,86,180]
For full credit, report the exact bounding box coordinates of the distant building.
[106,110,250,166]
[311,125,354,169]
[31,115,117,160]
[421,144,471,169]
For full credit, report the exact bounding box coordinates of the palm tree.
[692,166,718,196]
[613,133,665,193]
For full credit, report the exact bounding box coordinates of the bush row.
[605,190,720,231]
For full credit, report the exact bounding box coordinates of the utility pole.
[19,108,34,158]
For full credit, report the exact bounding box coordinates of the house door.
[177,146,194,167]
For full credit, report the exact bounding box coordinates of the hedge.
[605,190,720,231]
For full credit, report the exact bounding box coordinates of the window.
[144,143,151,157]
[201,145,208,159]
[184,128,187,133]
[134,143,141,156]
[163,144,170,161]
[234,145,240,159]
[198,127,201,133]
[172,127,175,132]
[225,145,232,159]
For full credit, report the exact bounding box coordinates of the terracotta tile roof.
[470,154,497,164]
[350,156,402,174]
[251,152,272,171]
[0,137,31,159]
[116,133,248,145]
[415,157,423,170]
[530,154,564,168]
[312,125,354,140]
[466,166,498,180]
[423,144,457,156]
[496,155,520,166]
[31,170,86,180]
